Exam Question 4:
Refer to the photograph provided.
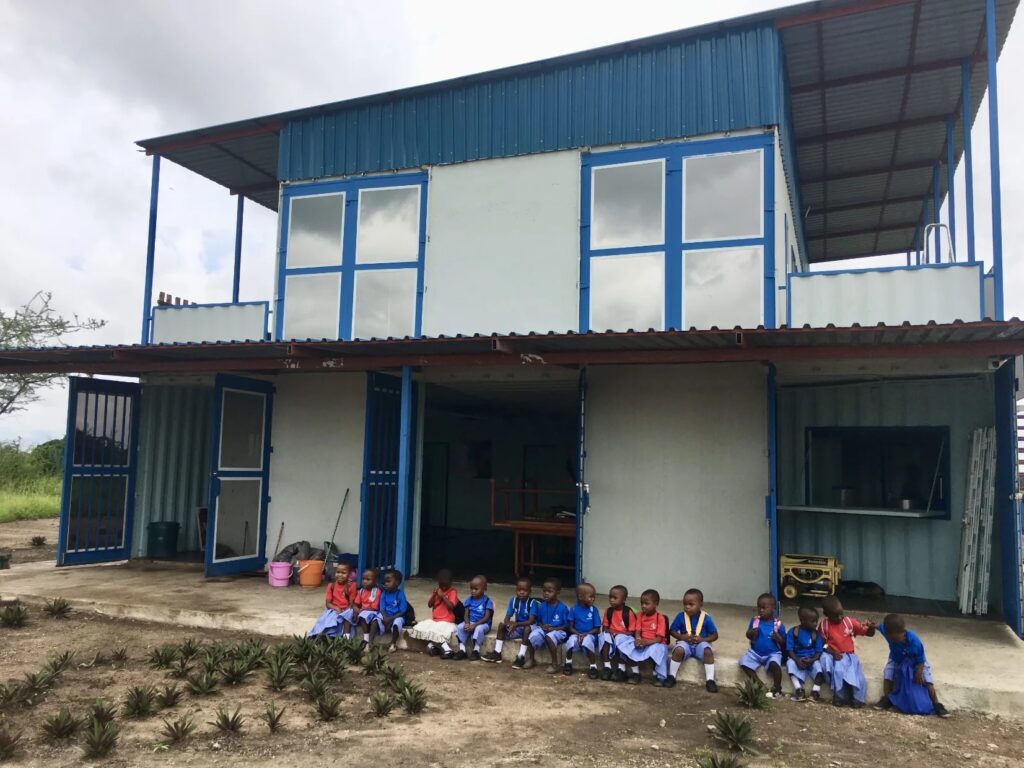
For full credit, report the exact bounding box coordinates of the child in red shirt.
[307,561,357,639]
[353,568,382,648]
[407,568,459,656]
[598,584,636,682]
[819,596,876,708]
[616,589,669,686]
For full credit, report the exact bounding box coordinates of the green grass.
[0,477,61,523]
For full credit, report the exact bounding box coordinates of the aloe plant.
[81,719,118,758]
[734,677,772,710]
[711,711,757,754]
[42,598,72,619]
[398,681,428,715]
[0,604,28,628]
[208,706,245,734]
[369,691,396,718]
[260,701,286,733]
[159,715,195,745]
[155,683,184,709]
[0,726,23,760]
[314,692,342,722]
[41,707,82,740]
[122,684,157,718]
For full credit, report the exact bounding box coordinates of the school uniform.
[307,580,357,638]
[599,605,636,658]
[739,617,785,672]
[407,586,458,645]
[616,612,669,680]
[818,616,870,704]
[355,586,383,629]
[564,603,603,656]
[669,610,717,663]
[527,600,569,648]
[365,587,408,636]
[500,596,538,639]
[455,594,495,648]
[878,625,935,715]
[785,626,824,684]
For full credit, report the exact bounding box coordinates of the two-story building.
[3,0,1023,636]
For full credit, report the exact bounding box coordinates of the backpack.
[603,604,635,635]
[453,600,466,625]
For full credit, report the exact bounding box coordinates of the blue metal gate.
[359,372,416,575]
[575,368,588,583]
[995,361,1023,636]
[57,377,141,566]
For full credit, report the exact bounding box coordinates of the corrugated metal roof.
[134,0,1018,266]
[4,320,1024,376]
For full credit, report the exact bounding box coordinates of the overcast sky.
[1,0,1022,445]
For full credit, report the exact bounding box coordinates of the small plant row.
[0,651,76,709]
[0,598,75,629]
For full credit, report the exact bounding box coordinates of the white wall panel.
[775,131,795,328]
[151,303,267,344]
[583,364,769,605]
[790,264,982,328]
[422,151,581,336]
[267,374,366,557]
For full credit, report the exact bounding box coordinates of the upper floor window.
[276,173,426,341]
[580,134,773,333]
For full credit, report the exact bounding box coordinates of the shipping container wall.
[132,384,212,557]
[775,132,794,328]
[778,375,995,602]
[584,364,770,605]
[279,25,782,181]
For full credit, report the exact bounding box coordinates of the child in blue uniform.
[739,593,785,697]
[522,577,568,673]
[451,574,494,661]
[785,605,824,702]
[876,613,949,717]
[374,569,409,652]
[564,582,602,678]
[667,588,719,692]
[483,576,537,663]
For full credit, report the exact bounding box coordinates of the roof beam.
[775,0,914,29]
[791,54,983,95]
[142,121,282,156]
[231,181,280,197]
[808,194,926,215]
[808,222,918,241]
[797,112,947,147]
[801,160,934,185]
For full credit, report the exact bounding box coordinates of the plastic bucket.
[296,559,324,588]
[147,522,180,559]
[267,561,291,588]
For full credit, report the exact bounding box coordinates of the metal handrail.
[924,223,956,263]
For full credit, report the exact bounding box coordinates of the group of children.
[308,564,949,717]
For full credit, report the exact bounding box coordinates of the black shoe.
[453,650,467,661]
[705,679,717,693]
[469,651,481,662]
[563,663,573,677]
[810,690,821,702]
[851,700,864,710]
[653,677,665,687]
[874,696,893,711]
[771,687,783,699]
[791,688,807,703]
[832,694,847,707]
[663,675,676,689]
[481,651,502,663]
[427,645,440,657]
[440,650,454,660]
[934,703,951,718]
[588,667,600,679]
[511,656,525,669]
[600,668,613,681]
[628,673,641,685]
[612,668,627,683]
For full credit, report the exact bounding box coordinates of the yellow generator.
[780,554,842,600]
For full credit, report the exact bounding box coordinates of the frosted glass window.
[353,270,417,339]
[589,253,663,332]
[287,194,344,267]
[684,151,762,241]
[683,247,762,330]
[356,187,420,264]
[591,161,664,249]
[213,479,261,560]
[283,274,340,340]
[218,390,265,470]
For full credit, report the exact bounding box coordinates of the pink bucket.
[267,561,292,588]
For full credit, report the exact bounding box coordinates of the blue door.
[58,377,141,566]
[995,361,1023,636]
[575,368,588,583]
[359,372,417,575]
[205,375,274,577]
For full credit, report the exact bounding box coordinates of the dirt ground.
[0,518,58,565]
[0,609,1021,767]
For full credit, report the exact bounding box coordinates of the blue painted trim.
[922,197,931,264]
[932,163,941,261]
[394,366,414,576]
[276,172,428,341]
[994,361,1022,637]
[205,375,275,577]
[357,373,376,577]
[914,223,921,265]
[962,60,977,264]
[579,133,773,332]
[986,0,1004,320]
[55,377,78,566]
[790,261,980,279]
[766,364,779,601]
[141,155,160,344]
[785,271,792,328]
[946,116,957,258]
[979,264,987,320]
[232,195,244,303]
[575,367,588,584]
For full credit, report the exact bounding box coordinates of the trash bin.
[147,522,180,559]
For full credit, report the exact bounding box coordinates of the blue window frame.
[579,134,775,332]
[275,172,428,341]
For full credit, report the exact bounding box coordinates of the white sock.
[517,644,527,659]
[630,665,640,674]
[441,641,452,653]
[790,675,802,690]
[494,639,504,653]
[812,684,821,692]
[362,632,369,643]
[669,659,681,677]
[459,641,466,652]
[590,663,597,669]
[705,664,715,681]
[604,660,612,669]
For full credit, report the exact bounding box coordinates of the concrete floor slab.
[2,560,1021,717]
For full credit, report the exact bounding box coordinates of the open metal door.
[359,372,419,575]
[205,375,274,577]
[995,360,1023,636]
[575,368,589,583]
[57,377,141,566]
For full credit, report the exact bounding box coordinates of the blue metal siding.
[778,376,994,603]
[279,25,782,182]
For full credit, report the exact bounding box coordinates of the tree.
[0,292,105,417]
